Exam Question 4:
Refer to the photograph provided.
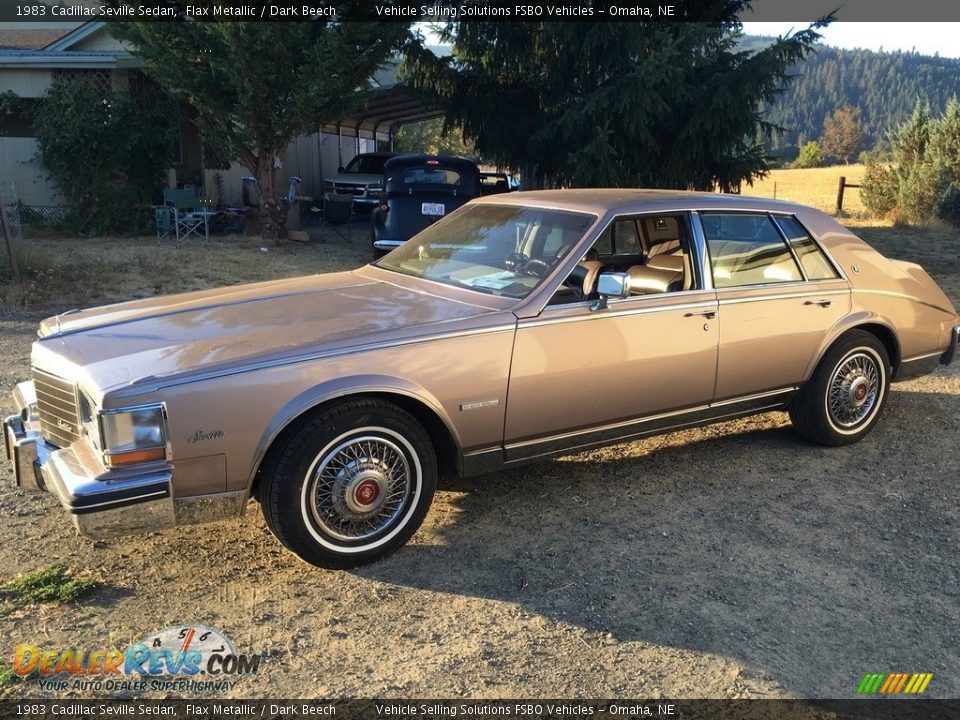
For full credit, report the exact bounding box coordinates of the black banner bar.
[2,0,960,22]
[2,699,959,720]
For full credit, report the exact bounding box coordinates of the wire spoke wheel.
[789,331,890,447]
[307,433,413,543]
[827,352,880,428]
[263,400,437,568]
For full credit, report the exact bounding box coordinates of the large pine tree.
[404,8,830,191]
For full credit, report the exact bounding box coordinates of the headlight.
[99,404,168,467]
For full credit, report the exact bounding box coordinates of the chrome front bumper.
[4,381,176,539]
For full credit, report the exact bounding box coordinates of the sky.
[743,22,960,59]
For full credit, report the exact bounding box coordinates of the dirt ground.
[0,226,957,701]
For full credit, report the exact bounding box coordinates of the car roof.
[470,188,814,216]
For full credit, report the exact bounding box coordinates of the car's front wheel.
[260,399,437,568]
[789,330,891,446]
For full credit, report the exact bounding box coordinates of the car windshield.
[376,204,596,299]
[344,155,389,174]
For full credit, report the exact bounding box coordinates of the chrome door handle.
[804,299,832,308]
[685,310,717,319]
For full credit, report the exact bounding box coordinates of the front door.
[503,212,719,462]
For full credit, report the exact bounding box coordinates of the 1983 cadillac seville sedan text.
[5,191,959,567]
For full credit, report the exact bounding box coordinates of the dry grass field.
[747,164,868,216]
[0,232,368,315]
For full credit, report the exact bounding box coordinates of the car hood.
[33,271,495,395]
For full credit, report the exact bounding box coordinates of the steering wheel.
[504,252,531,273]
[523,258,551,278]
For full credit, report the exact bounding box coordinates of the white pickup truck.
[321,152,394,212]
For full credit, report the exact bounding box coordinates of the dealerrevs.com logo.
[13,625,261,693]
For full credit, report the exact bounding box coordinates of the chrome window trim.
[520,295,718,329]
[769,212,809,282]
[688,211,712,291]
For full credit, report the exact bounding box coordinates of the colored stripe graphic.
[857,673,932,694]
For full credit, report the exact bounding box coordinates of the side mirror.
[593,272,630,311]
[337,165,344,173]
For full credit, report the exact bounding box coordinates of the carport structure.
[325,84,445,163]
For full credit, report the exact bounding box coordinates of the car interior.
[549,214,695,304]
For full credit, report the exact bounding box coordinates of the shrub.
[860,162,897,217]
[33,79,176,235]
[793,141,823,169]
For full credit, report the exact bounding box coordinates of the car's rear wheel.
[260,399,437,568]
[789,330,891,446]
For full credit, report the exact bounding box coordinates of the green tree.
[393,118,477,158]
[109,16,410,239]
[820,105,866,164]
[404,12,831,190]
[794,141,823,168]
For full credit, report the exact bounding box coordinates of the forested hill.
[743,36,960,160]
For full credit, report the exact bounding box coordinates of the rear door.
[697,211,850,401]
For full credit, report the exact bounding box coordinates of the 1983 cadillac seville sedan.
[5,190,959,567]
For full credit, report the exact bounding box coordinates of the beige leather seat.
[626,265,682,295]
[645,253,693,290]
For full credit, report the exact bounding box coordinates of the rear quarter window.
[774,216,840,280]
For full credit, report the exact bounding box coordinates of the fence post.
[836,176,846,213]
[0,195,20,282]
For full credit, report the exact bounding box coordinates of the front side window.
[774,216,840,280]
[701,213,802,287]
[377,204,596,299]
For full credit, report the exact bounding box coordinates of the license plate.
[422,203,445,216]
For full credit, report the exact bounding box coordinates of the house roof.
[0,21,139,69]
[0,29,72,50]
[0,49,141,69]
[43,20,106,51]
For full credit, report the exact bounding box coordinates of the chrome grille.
[333,183,365,196]
[33,369,82,448]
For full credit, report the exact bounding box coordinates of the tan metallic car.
[5,191,959,567]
